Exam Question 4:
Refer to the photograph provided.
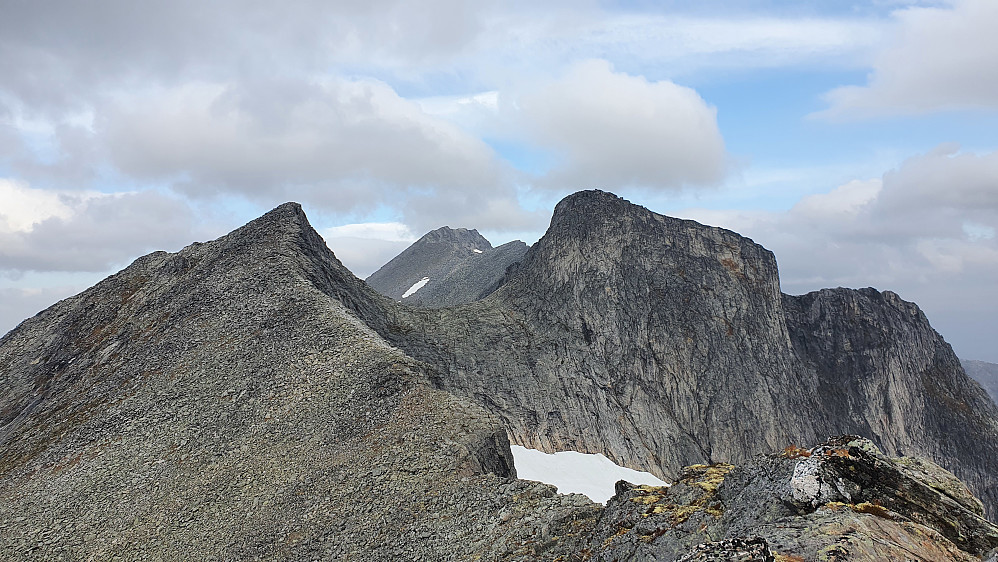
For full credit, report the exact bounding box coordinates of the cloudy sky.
[1,0,996,362]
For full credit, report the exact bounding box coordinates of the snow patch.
[402,277,430,298]
[472,248,483,253]
[510,445,668,504]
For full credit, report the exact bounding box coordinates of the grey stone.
[366,226,528,307]
[3,190,997,561]
[383,190,998,521]
[962,359,998,406]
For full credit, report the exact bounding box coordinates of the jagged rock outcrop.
[963,359,998,405]
[0,203,597,561]
[366,226,527,306]
[384,190,998,519]
[587,436,998,561]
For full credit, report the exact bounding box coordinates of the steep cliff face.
[785,288,998,513]
[393,191,819,471]
[0,204,597,561]
[963,359,998,405]
[387,190,998,519]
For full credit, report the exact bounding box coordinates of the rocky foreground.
[2,193,997,560]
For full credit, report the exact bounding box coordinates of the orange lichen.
[853,501,893,519]
[823,448,850,458]
[781,445,812,459]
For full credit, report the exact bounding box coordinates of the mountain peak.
[549,189,632,227]
[365,225,508,302]
[419,226,491,249]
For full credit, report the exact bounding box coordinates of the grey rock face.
[587,436,998,561]
[784,288,998,515]
[411,240,530,307]
[0,203,598,561]
[3,192,997,560]
[384,190,998,519]
[367,226,523,307]
[963,359,998,405]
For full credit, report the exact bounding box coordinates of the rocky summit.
[365,226,528,307]
[2,190,998,561]
[387,190,998,521]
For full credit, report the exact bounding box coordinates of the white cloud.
[323,222,416,243]
[322,237,413,279]
[105,78,506,201]
[0,184,204,274]
[819,0,998,118]
[511,59,728,191]
[0,179,75,232]
[321,222,417,278]
[573,14,880,64]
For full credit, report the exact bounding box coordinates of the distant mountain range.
[2,190,997,560]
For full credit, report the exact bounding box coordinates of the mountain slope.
[384,190,998,519]
[962,359,998,405]
[0,203,597,560]
[366,226,489,300]
[366,226,527,307]
[2,196,997,560]
[412,240,529,306]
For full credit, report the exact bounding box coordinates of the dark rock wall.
[384,191,998,519]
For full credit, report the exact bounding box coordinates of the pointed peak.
[547,190,646,232]
[257,201,307,224]
[232,201,311,238]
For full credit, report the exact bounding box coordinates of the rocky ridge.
[588,436,998,561]
[0,204,596,560]
[383,190,998,520]
[2,193,997,560]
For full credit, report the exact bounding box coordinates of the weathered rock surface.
[413,240,530,307]
[586,436,998,561]
[365,226,527,306]
[3,192,997,561]
[384,190,998,519]
[0,204,597,561]
[963,359,998,405]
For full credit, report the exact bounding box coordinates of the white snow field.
[510,445,668,504]
[401,277,430,298]
[472,248,483,253]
